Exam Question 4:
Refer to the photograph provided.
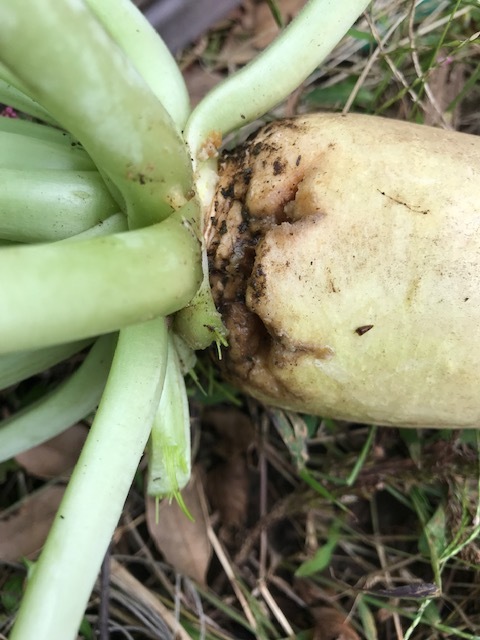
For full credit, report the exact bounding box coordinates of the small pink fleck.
[438,55,454,66]
[0,106,18,118]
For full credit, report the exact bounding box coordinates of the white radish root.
[208,113,480,427]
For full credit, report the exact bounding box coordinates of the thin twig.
[370,497,404,640]
[197,481,258,632]
[109,559,193,640]
[363,10,429,113]
[407,0,452,128]
[120,510,177,599]
[258,414,269,581]
[182,578,207,640]
[257,579,295,637]
[343,6,411,113]
[388,5,473,54]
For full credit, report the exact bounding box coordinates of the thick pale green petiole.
[0,116,74,147]
[0,0,194,227]
[0,209,201,353]
[64,212,128,241]
[0,170,118,242]
[147,331,191,498]
[10,318,169,640]
[0,130,95,171]
[0,340,91,390]
[0,63,58,125]
[0,79,57,124]
[173,270,227,350]
[0,62,38,105]
[0,335,116,462]
[85,0,190,131]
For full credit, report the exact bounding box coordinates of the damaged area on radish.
[207,117,330,400]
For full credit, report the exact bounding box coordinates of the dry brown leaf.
[15,424,88,479]
[183,65,225,106]
[0,484,65,561]
[207,456,249,530]
[312,607,360,640]
[424,52,465,128]
[217,0,305,66]
[252,0,306,49]
[145,470,212,585]
[204,407,256,456]
[204,408,253,534]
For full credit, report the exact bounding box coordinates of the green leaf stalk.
[10,319,168,640]
[0,0,194,228]
[0,335,116,462]
[84,0,190,131]
[0,340,91,390]
[0,207,201,352]
[147,331,191,499]
[0,170,118,242]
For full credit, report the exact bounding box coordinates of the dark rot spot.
[238,220,249,234]
[219,220,227,235]
[296,155,301,166]
[256,265,265,277]
[252,142,263,156]
[220,182,235,199]
[273,158,285,175]
[242,168,253,185]
[355,325,374,336]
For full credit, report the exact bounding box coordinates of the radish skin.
[208,113,480,428]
